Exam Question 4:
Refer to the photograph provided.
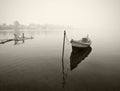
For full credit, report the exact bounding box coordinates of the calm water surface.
[0,29,120,91]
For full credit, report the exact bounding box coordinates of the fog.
[0,0,120,29]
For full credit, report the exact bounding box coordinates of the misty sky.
[0,0,120,29]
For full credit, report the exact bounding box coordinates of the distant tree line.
[0,21,27,30]
[0,21,70,30]
[0,21,39,30]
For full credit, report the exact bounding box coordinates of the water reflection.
[14,40,24,45]
[62,56,66,88]
[70,46,92,70]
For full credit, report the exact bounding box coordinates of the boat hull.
[71,40,91,48]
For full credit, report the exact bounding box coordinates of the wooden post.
[22,33,25,43]
[62,30,66,62]
[22,33,24,38]
[62,30,66,88]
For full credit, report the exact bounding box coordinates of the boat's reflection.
[70,46,92,71]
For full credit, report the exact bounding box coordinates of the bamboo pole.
[22,33,25,43]
[62,30,66,62]
[62,30,66,88]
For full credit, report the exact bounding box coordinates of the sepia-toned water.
[0,29,120,91]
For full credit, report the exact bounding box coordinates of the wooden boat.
[70,35,91,48]
[70,46,92,70]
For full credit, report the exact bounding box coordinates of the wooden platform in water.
[0,34,34,44]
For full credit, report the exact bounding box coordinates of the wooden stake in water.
[22,33,25,38]
[22,33,25,43]
[62,30,66,88]
[62,30,66,62]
